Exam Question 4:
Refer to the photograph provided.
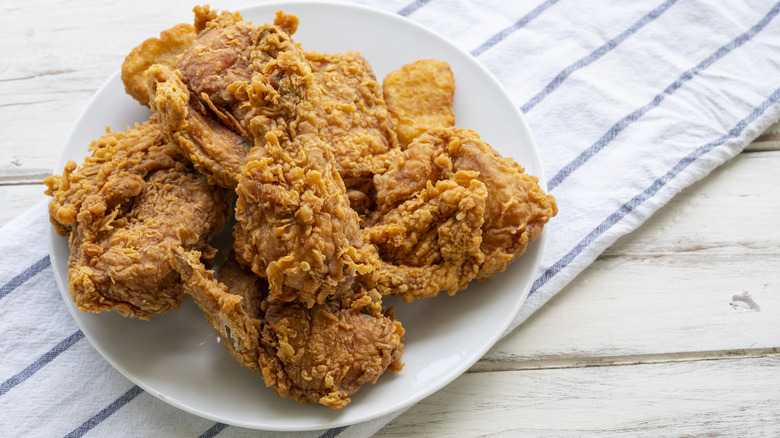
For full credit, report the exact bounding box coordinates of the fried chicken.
[168,8,370,306]
[176,7,301,131]
[46,4,560,410]
[170,249,404,409]
[44,117,232,318]
[362,128,558,302]
[171,7,398,207]
[232,47,371,307]
[176,6,255,108]
[121,23,197,107]
[383,59,456,146]
[306,51,400,213]
[139,7,272,190]
[146,64,251,189]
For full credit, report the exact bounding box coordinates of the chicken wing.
[146,64,250,189]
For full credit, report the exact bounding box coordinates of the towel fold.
[2,0,780,436]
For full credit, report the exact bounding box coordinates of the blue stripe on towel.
[531,85,780,296]
[547,1,780,191]
[470,0,563,57]
[0,330,84,396]
[320,426,348,438]
[398,0,433,17]
[521,0,679,113]
[199,422,228,438]
[0,255,50,301]
[64,385,143,438]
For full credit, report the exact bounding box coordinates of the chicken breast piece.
[44,116,232,318]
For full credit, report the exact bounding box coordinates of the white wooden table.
[3,1,780,436]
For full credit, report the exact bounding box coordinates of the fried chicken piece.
[146,64,251,189]
[177,7,300,116]
[174,8,397,202]
[177,6,254,108]
[383,59,456,147]
[173,10,372,306]
[362,128,557,302]
[160,6,306,189]
[170,249,404,409]
[121,23,197,107]
[364,172,488,302]
[171,8,365,305]
[217,253,267,320]
[306,51,400,213]
[233,49,371,307]
[44,117,232,318]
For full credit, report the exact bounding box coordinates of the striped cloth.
[3,0,780,436]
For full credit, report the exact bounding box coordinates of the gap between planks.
[470,347,780,372]
[0,173,51,185]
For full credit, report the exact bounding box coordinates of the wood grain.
[376,356,780,437]
[0,0,254,180]
[480,150,780,363]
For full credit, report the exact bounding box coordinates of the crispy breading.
[44,117,232,318]
[170,249,404,409]
[233,48,371,307]
[177,6,253,107]
[382,59,456,146]
[146,64,250,189]
[362,128,557,302]
[173,10,372,306]
[121,23,197,107]
[306,51,400,211]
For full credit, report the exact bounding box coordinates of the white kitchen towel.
[3,0,780,436]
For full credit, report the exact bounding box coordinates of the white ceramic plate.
[49,1,548,431]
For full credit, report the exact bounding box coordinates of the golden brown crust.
[383,59,456,146]
[121,23,197,107]
[45,117,232,319]
[363,128,557,301]
[146,64,250,189]
[170,249,404,409]
[48,5,558,409]
[222,24,370,307]
[306,50,401,214]
[306,50,399,180]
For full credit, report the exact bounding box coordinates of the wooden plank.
[376,355,780,437]
[483,150,780,363]
[0,0,250,176]
[485,249,780,363]
[0,184,47,227]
